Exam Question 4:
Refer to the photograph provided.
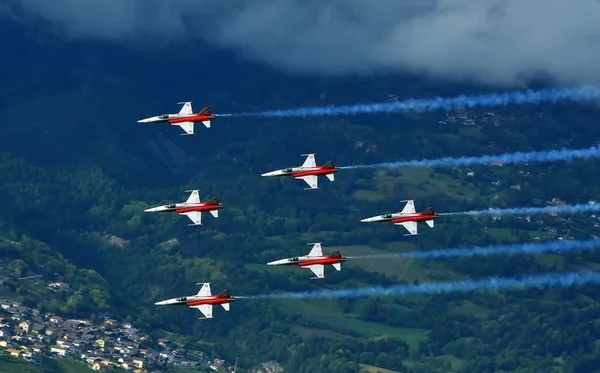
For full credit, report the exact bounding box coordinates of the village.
[0,297,234,372]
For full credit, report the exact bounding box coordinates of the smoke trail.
[339,144,600,170]
[347,239,600,260]
[442,203,600,217]
[238,271,600,300]
[224,86,600,118]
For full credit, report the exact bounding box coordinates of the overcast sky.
[4,0,600,87]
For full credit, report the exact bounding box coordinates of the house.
[32,344,45,353]
[0,340,8,347]
[31,323,45,334]
[49,315,63,324]
[157,338,171,347]
[45,327,56,336]
[18,321,29,333]
[95,339,105,348]
[11,335,23,342]
[132,357,144,368]
[6,348,21,357]
[50,346,67,356]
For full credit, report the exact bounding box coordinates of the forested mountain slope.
[3,19,600,373]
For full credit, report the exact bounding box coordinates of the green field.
[0,356,43,373]
[353,167,482,202]
[274,299,428,351]
[332,242,467,283]
[0,356,98,373]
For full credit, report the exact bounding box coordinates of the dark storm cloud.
[5,0,600,86]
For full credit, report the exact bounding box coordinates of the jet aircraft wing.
[395,221,418,235]
[176,121,194,135]
[301,153,316,168]
[306,264,325,279]
[178,102,193,115]
[400,200,416,214]
[296,175,318,189]
[196,282,211,296]
[185,190,201,204]
[307,242,323,257]
[179,211,202,226]
[191,304,213,319]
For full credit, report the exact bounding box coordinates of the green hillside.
[3,22,600,373]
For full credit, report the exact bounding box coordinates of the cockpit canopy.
[383,214,392,219]
[166,204,176,209]
[176,297,187,301]
[159,114,170,119]
[290,257,299,261]
[283,168,293,173]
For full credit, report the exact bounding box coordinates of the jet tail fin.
[206,197,220,206]
[199,106,211,115]
[422,207,436,215]
[216,290,232,299]
[328,250,342,258]
[322,161,336,169]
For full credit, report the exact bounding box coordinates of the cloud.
[5,0,600,86]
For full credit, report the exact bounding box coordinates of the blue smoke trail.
[339,144,600,170]
[347,239,600,260]
[442,203,600,217]
[238,271,600,300]
[224,86,600,118]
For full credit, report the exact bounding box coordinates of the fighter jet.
[360,200,438,236]
[144,190,222,226]
[155,282,235,319]
[137,102,215,135]
[267,242,346,279]
[261,154,339,190]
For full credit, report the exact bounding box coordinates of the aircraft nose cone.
[261,172,271,177]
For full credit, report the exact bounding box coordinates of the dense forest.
[3,17,600,373]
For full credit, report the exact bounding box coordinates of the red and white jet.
[261,154,339,190]
[267,242,346,279]
[137,102,215,135]
[144,189,222,226]
[360,200,438,236]
[155,282,235,320]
